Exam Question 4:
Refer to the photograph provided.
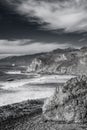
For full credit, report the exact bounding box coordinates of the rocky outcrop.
[42,75,87,123]
[26,47,87,75]
[26,58,42,72]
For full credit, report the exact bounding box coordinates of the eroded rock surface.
[42,75,87,123]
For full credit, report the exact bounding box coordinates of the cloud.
[4,0,87,32]
[0,39,32,46]
[0,39,71,56]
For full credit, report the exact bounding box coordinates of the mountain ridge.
[0,47,87,75]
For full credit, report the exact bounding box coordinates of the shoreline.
[0,74,74,107]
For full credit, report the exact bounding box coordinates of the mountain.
[0,53,45,66]
[25,47,87,75]
[0,47,87,75]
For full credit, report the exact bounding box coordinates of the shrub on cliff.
[42,75,87,123]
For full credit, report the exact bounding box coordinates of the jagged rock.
[27,58,42,72]
[42,75,87,123]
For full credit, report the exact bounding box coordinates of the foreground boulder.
[42,75,87,123]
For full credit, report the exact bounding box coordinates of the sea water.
[0,74,75,106]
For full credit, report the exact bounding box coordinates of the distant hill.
[0,47,87,75]
[0,53,45,66]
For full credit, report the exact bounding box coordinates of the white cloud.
[0,39,31,46]
[6,0,87,32]
[0,39,70,56]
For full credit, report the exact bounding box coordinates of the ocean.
[0,71,75,106]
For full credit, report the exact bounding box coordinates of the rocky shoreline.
[1,75,87,130]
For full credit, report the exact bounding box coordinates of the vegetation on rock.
[42,75,87,123]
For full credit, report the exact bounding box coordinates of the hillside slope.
[27,47,87,75]
[0,47,87,75]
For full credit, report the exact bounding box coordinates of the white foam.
[1,74,75,90]
[0,75,75,106]
[6,71,21,74]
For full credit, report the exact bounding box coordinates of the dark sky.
[0,0,87,57]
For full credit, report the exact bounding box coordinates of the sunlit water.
[0,74,75,106]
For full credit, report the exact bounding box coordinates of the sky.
[0,0,87,57]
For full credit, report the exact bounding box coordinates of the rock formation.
[42,75,87,123]
[1,47,87,75]
[25,47,87,75]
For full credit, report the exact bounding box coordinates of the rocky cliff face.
[42,75,87,123]
[26,47,87,75]
[0,47,87,75]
